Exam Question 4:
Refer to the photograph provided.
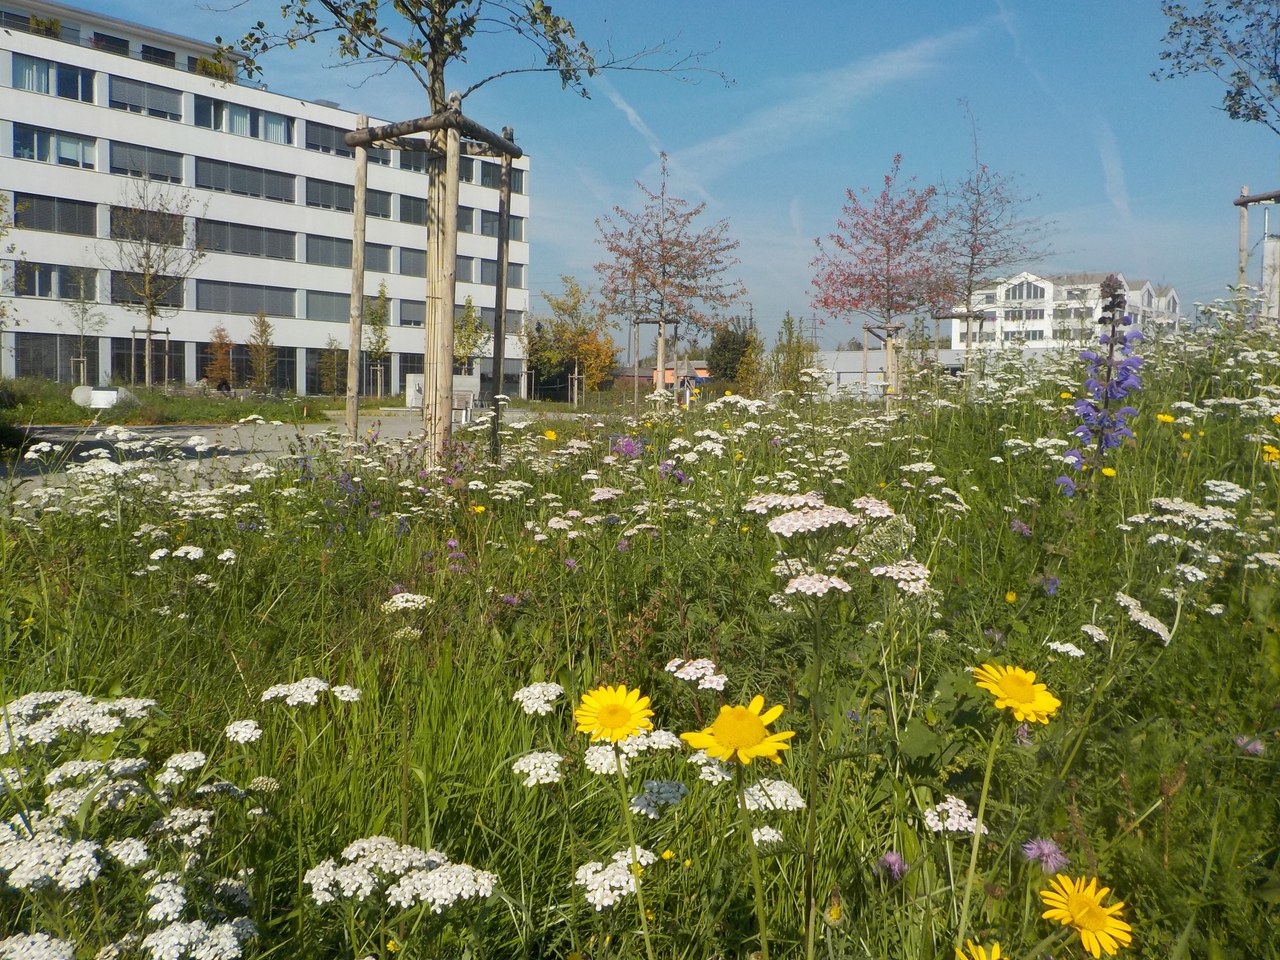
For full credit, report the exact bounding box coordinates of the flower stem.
[803,593,822,960]
[737,768,771,960]
[614,746,657,960]
[955,722,1002,949]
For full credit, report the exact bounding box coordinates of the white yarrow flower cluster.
[923,795,988,835]
[687,750,732,785]
[664,658,728,691]
[1080,623,1109,645]
[156,751,206,787]
[0,933,76,960]
[140,918,255,960]
[1,691,155,756]
[224,720,262,744]
[511,751,564,787]
[743,779,806,812]
[260,677,358,708]
[784,574,852,597]
[385,861,498,912]
[629,779,688,819]
[305,836,449,906]
[618,729,684,756]
[1115,592,1172,645]
[752,826,785,848]
[767,505,859,537]
[106,837,149,869]
[381,593,433,613]
[742,491,826,514]
[511,682,564,716]
[146,879,188,922]
[869,560,931,595]
[574,848,657,911]
[583,745,627,776]
[1046,640,1087,658]
[0,829,101,891]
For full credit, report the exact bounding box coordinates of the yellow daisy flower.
[1004,590,1017,604]
[1040,874,1133,958]
[1263,444,1280,462]
[1101,467,1117,477]
[974,663,1061,724]
[544,429,557,441]
[955,941,1001,960]
[1156,413,1175,423]
[574,685,654,742]
[681,695,795,764]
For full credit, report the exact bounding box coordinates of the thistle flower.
[877,851,908,881]
[1022,837,1070,873]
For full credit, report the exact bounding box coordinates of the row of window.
[13,193,528,280]
[9,261,527,317]
[959,328,1092,345]
[11,127,526,236]
[12,53,527,191]
[9,331,520,396]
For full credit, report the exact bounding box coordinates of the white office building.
[0,0,531,397]
[948,271,1182,351]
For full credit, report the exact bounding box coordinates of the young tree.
[205,323,234,387]
[735,331,768,398]
[770,312,820,393]
[101,180,205,389]
[247,311,277,393]
[707,316,758,383]
[1156,1,1280,136]
[224,3,716,446]
[0,195,19,350]
[811,154,944,328]
[56,269,105,385]
[453,296,489,375]
[319,336,347,397]
[364,281,391,396]
[528,276,617,402]
[811,154,943,394]
[596,153,745,391]
[935,111,1052,349]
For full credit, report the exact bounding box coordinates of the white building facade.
[948,272,1182,351]
[0,0,531,397]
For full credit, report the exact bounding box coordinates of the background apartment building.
[0,0,531,397]
[948,271,1183,351]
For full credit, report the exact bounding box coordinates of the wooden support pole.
[1239,185,1250,289]
[490,127,513,461]
[346,116,368,439]
[424,119,461,459]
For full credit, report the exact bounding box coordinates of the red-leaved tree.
[596,153,745,388]
[810,154,944,329]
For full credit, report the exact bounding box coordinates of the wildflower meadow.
[3,301,1279,959]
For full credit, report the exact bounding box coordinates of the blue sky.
[88,0,1280,347]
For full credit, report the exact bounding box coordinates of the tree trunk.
[346,116,369,440]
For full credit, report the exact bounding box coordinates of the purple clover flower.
[1010,519,1032,537]
[658,460,690,484]
[877,851,907,881]
[1234,734,1266,756]
[1022,838,1070,873]
[612,436,642,458]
